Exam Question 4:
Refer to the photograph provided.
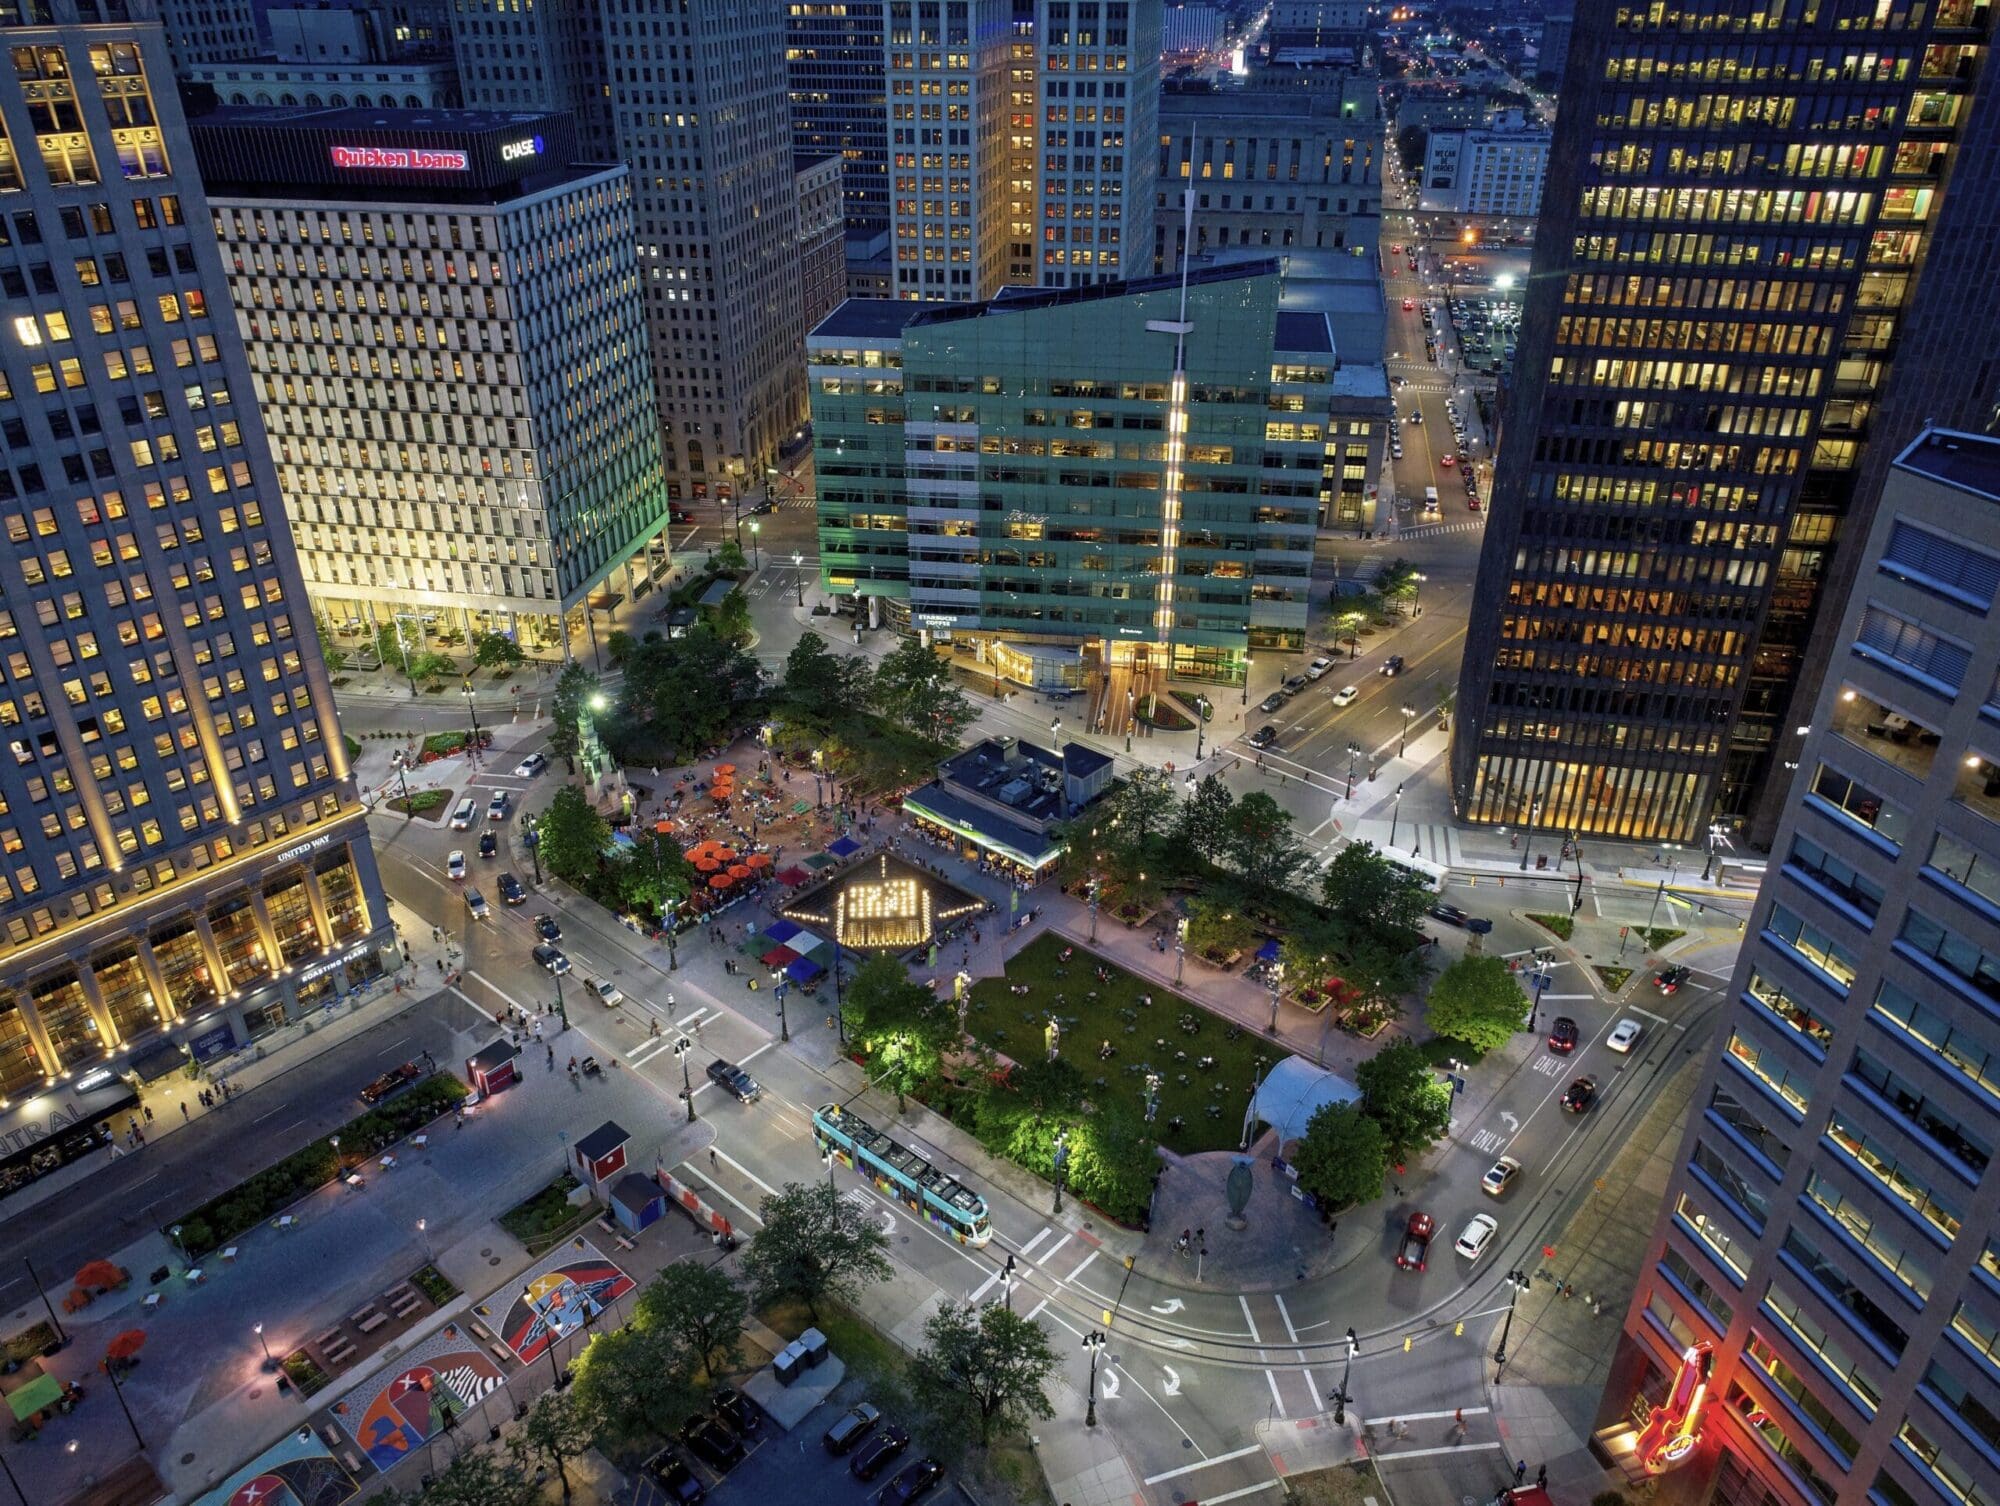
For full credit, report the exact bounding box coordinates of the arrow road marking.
[1098,1369,1121,1400]
[1150,1298,1186,1315]
[1159,1336,1195,1350]
[1500,1111,1520,1132]
[1161,1365,1182,1396]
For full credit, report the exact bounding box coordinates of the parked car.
[711,1386,761,1436]
[534,913,562,942]
[850,1425,911,1482]
[1454,1213,1498,1262]
[824,1403,882,1455]
[1562,1076,1599,1114]
[1380,655,1406,676]
[514,752,549,779]
[478,830,498,859]
[360,1061,421,1104]
[464,888,490,921]
[497,872,526,906]
[1306,656,1334,680]
[1258,690,1289,713]
[706,1059,762,1102]
[589,978,626,1008]
[487,789,510,821]
[1395,1211,1435,1271]
[644,1448,705,1505]
[1607,1018,1644,1053]
[445,850,467,881]
[531,943,570,975]
[679,1416,744,1472]
[1481,1156,1521,1197]
[1248,724,1279,749]
[885,1459,946,1506]
[449,796,477,829]
[1331,685,1360,706]
[1655,965,1690,994]
[1282,673,1308,696]
[1547,1016,1579,1054]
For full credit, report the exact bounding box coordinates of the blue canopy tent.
[1255,938,1282,963]
[827,835,863,859]
[785,956,825,985]
[762,918,802,946]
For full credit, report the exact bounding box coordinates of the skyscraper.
[1603,427,2000,1505]
[0,0,392,1193]
[788,0,889,237]
[1034,0,1160,287]
[454,0,805,499]
[1450,0,1998,844]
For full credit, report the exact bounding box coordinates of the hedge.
[167,1073,468,1256]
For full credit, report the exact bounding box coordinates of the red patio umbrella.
[726,864,752,881]
[74,1260,124,1292]
[105,1330,146,1361]
[744,852,773,869]
[695,857,722,873]
[708,874,732,890]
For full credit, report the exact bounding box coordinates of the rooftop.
[939,737,1110,821]
[1274,310,1334,356]
[1331,363,1390,399]
[190,102,558,133]
[1895,427,2000,504]
[810,298,943,342]
[910,260,1280,330]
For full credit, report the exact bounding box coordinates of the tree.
[1174,774,1236,866]
[783,634,871,723]
[873,638,976,744]
[635,1260,748,1380]
[376,620,416,672]
[1424,955,1529,1053]
[1224,793,1309,891]
[1320,842,1432,945]
[713,537,748,574]
[604,630,637,669]
[916,1301,1058,1447]
[744,1180,894,1321]
[1354,1039,1453,1160]
[472,631,526,668]
[538,785,611,883]
[408,650,457,685]
[510,1388,599,1505]
[1104,770,1177,852]
[842,955,957,1110]
[550,662,601,766]
[615,828,694,917]
[1373,558,1420,614]
[616,627,763,759]
[711,587,753,648]
[569,1322,697,1445]
[410,1444,537,1506]
[1182,896,1253,958]
[1396,122,1428,174]
[1290,1101,1387,1212]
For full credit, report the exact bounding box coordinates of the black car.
[645,1448,706,1505]
[823,1402,881,1455]
[531,942,570,975]
[679,1416,745,1472]
[1248,724,1278,749]
[1656,965,1691,994]
[1258,690,1288,713]
[705,1059,761,1103]
[711,1385,761,1436]
[1547,1016,1579,1054]
[534,913,562,942]
[1429,903,1470,928]
[1562,1075,1598,1114]
[850,1425,911,1482]
[478,830,498,859]
[497,872,526,906]
[884,1458,945,1506]
[1380,655,1406,676]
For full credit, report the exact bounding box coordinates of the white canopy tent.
[1244,1055,1363,1149]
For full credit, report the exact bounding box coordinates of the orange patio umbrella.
[744,852,772,869]
[714,763,737,776]
[708,874,733,889]
[105,1330,146,1361]
[74,1260,124,1291]
[653,818,675,834]
[695,858,721,873]
[726,864,752,880]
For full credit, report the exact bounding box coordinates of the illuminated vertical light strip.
[1148,192,1199,649]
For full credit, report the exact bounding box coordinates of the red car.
[1441,455,1455,469]
[1396,1212,1435,1271]
[1402,297,1416,311]
[1548,1016,1579,1054]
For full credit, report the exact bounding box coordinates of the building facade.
[812,262,1317,686]
[0,0,393,1196]
[454,0,805,498]
[193,107,671,660]
[1450,0,1998,844]
[1153,81,1381,271]
[1416,112,1546,220]
[797,152,849,341]
[1033,0,1160,287]
[787,0,889,237]
[186,0,460,110]
[1602,428,2000,1506]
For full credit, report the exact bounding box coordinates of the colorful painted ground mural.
[489,1240,636,1363]
[190,1426,360,1506]
[327,1323,507,1472]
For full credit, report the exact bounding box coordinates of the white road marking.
[711,1145,779,1199]
[1239,1295,1263,1343]
[1027,1298,1050,1320]
[1273,1293,1299,1343]
[1067,1249,1101,1285]
[1143,1443,1263,1484]
[1264,1369,1285,1416]
[1372,1442,1505,1463]
[1625,1004,1671,1024]
[683,1166,763,1228]
[1364,1407,1490,1425]
[1033,1233,1074,1269]
[968,1268,1003,1304]
[1198,1480,1284,1505]
[1018,1227,1053,1258]
[1301,1368,1320,1406]
[466,970,536,1017]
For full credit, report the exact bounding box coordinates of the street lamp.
[416,1218,432,1262]
[1329,1327,1357,1424]
[1241,654,1254,706]
[1087,876,1100,942]
[254,1321,276,1371]
[1345,741,1361,800]
[792,551,805,607]
[1389,783,1405,850]
[1267,960,1284,1033]
[672,1036,696,1122]
[1175,917,1188,984]
[1051,1130,1069,1215]
[462,679,481,766]
[774,975,790,1042]
[1082,1330,1106,1427]
[665,896,679,970]
[1399,703,1415,756]
[1518,798,1541,872]
[1494,1268,1532,1373]
[749,519,761,570]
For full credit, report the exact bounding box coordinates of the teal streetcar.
[813,1103,993,1246]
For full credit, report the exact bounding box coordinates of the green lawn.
[962,932,1272,1153]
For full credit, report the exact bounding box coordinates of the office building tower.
[812,262,1316,686]
[1603,428,2000,1505]
[1004,0,1036,286]
[193,106,672,660]
[0,0,392,1197]
[1450,0,1998,844]
[454,0,805,497]
[1034,0,1160,287]
[1416,111,1546,222]
[1153,79,1381,271]
[185,1,461,110]
[797,153,850,341]
[1534,4,1573,88]
[787,0,889,237]
[1265,0,1366,60]
[153,0,261,72]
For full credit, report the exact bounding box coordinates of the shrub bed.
[1526,912,1574,940]
[411,1264,459,1306]
[167,1074,467,1255]
[499,1175,595,1254]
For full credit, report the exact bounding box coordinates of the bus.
[812,1103,993,1246]
[1382,849,1449,893]
[1423,486,1440,513]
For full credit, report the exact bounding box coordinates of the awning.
[900,785,1064,872]
[786,930,825,955]
[128,1038,189,1084]
[786,957,825,984]
[776,866,810,886]
[762,919,802,945]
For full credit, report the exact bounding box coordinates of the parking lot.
[1444,291,1521,378]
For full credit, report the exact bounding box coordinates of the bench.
[321,1340,358,1368]
[313,1328,344,1354]
[351,1307,388,1335]
[340,1450,365,1475]
[387,1289,422,1320]
[487,1341,514,1366]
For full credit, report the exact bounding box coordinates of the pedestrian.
[1536,1465,1547,1488]
[143,1104,154,1124]
[546,1044,555,1070]
[1514,1460,1526,1486]
[437,957,445,974]
[709,1148,718,1170]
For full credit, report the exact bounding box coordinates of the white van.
[1423,486,1440,513]
[450,796,478,829]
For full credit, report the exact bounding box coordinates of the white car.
[446,849,467,880]
[1331,685,1360,706]
[1481,1156,1521,1197]
[1454,1213,1498,1262]
[1306,656,1335,680]
[449,796,477,830]
[589,978,626,1009]
[514,752,548,778]
[1607,1018,1644,1053]
[487,789,510,821]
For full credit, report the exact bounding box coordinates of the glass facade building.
[1604,429,2000,1505]
[1451,0,1997,843]
[788,0,890,238]
[812,262,1316,683]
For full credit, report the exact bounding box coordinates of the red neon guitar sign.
[1634,1339,1714,1473]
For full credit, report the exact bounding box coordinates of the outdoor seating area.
[295,1271,445,1388]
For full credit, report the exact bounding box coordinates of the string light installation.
[785,854,983,951]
